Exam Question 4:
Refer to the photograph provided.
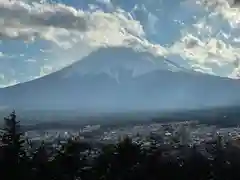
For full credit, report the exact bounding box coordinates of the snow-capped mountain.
[0,47,240,113]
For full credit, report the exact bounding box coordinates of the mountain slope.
[0,47,240,112]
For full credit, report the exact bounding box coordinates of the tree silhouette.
[2,112,240,180]
[31,141,50,180]
[0,111,29,180]
[50,138,90,180]
[92,137,144,180]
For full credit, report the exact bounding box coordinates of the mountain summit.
[49,47,188,79]
[0,47,240,112]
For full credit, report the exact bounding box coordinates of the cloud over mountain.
[0,0,240,87]
[0,0,146,47]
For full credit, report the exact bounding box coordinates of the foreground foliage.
[1,112,240,180]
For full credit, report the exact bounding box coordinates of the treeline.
[1,112,240,180]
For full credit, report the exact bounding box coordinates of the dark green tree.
[93,137,144,180]
[51,138,90,180]
[31,141,50,180]
[0,111,29,180]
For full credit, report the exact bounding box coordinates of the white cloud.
[96,0,111,4]
[0,0,150,49]
[0,51,13,58]
[96,0,113,9]
[191,64,215,75]
[25,58,37,62]
[198,0,240,28]
[0,0,87,30]
[2,79,18,87]
[0,0,172,88]
[0,73,18,88]
[168,0,240,78]
[40,65,53,76]
[0,52,4,57]
[233,37,240,42]
[1,0,240,87]
[170,35,240,77]
[171,33,240,65]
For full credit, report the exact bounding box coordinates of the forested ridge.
[1,111,240,180]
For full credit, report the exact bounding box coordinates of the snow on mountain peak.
[61,47,191,80]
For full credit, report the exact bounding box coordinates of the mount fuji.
[0,47,240,113]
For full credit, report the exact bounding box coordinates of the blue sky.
[0,0,240,87]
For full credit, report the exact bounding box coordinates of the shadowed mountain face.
[0,47,240,113]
